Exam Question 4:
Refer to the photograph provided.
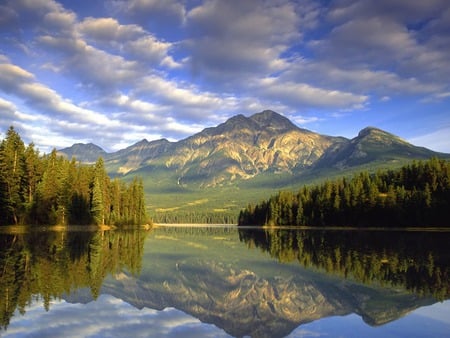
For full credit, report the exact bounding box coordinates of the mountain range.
[58,110,449,220]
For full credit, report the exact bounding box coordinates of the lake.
[0,225,449,338]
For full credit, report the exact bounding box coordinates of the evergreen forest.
[239,158,450,227]
[0,127,147,226]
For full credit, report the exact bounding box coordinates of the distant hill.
[58,142,107,163]
[58,110,449,221]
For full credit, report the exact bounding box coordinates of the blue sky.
[1,0,449,153]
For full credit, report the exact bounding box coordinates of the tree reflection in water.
[238,228,449,300]
[0,229,146,329]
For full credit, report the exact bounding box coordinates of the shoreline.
[153,223,237,227]
[1,223,448,233]
[0,224,117,234]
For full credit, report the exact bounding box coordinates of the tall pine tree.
[0,127,26,224]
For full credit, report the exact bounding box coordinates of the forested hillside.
[239,158,450,227]
[0,127,147,226]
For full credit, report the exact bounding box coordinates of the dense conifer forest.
[239,158,450,227]
[0,127,147,226]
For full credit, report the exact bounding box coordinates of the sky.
[0,0,450,154]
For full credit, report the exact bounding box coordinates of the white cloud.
[184,0,302,83]
[291,115,321,125]
[112,0,186,27]
[78,17,144,41]
[43,10,76,33]
[0,58,129,151]
[39,35,140,89]
[408,126,450,153]
[258,77,368,109]
[0,62,34,83]
[0,97,17,115]
[282,61,443,97]
[312,1,450,96]
[126,36,177,65]
[327,0,449,23]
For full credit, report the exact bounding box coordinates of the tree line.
[151,210,236,224]
[239,158,450,227]
[0,126,148,226]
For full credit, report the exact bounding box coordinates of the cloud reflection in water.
[287,300,450,338]
[3,294,232,338]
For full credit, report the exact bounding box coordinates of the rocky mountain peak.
[134,138,149,146]
[356,126,409,147]
[358,126,394,139]
[209,114,260,136]
[250,110,298,132]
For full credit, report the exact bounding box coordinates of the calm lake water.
[0,226,449,338]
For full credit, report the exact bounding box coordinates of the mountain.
[58,142,107,163]
[59,110,444,182]
[315,126,438,169]
[58,110,448,220]
[106,138,172,175]
[153,110,342,186]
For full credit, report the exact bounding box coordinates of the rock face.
[58,110,445,187]
[160,111,339,185]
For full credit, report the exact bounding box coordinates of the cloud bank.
[0,0,449,152]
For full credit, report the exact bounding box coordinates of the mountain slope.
[107,138,172,175]
[315,127,440,169]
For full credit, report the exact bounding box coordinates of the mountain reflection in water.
[0,226,449,337]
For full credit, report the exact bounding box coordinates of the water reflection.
[0,226,449,337]
[0,229,146,329]
[238,228,450,301]
[5,294,231,338]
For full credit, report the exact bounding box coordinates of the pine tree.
[90,177,104,226]
[0,127,26,224]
